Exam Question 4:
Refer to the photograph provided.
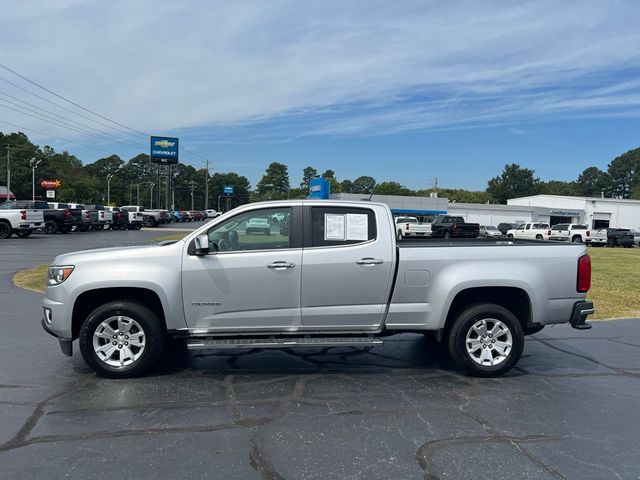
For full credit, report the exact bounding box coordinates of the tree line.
[2,131,640,210]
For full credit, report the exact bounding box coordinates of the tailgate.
[25,209,44,222]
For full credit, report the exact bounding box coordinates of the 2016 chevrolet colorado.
[42,200,594,378]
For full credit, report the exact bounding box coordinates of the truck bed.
[397,237,575,247]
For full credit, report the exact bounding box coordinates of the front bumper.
[41,316,73,356]
[570,301,594,330]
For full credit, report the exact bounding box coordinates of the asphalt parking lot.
[1,227,639,479]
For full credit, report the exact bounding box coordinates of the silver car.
[479,225,505,238]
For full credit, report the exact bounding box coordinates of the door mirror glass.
[194,234,210,255]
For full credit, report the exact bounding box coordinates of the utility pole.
[29,157,42,201]
[5,145,10,201]
[150,183,155,209]
[136,183,140,205]
[106,173,115,205]
[156,164,161,210]
[204,159,209,210]
[189,180,196,210]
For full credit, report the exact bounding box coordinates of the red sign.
[40,179,61,189]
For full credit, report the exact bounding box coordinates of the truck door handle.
[267,261,296,269]
[356,257,383,265]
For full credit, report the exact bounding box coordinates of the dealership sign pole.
[150,136,179,209]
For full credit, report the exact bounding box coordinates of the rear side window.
[572,225,587,230]
[310,207,376,247]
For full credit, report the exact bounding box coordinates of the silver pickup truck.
[41,200,594,378]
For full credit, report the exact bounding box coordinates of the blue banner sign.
[223,186,234,196]
[150,136,179,165]
[308,178,330,199]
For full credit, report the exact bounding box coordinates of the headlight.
[48,265,75,286]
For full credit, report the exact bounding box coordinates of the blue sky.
[1,0,640,190]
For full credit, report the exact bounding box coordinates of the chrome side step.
[186,336,383,350]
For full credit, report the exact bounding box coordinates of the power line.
[0,119,115,155]
[0,101,145,151]
[0,90,147,149]
[0,98,146,150]
[0,74,142,139]
[0,63,150,137]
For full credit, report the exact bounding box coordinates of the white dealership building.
[332,193,640,229]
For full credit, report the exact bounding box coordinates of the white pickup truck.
[0,203,44,238]
[507,222,551,240]
[548,224,591,243]
[395,216,431,240]
[42,200,594,379]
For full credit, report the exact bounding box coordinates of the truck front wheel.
[447,303,524,377]
[79,301,166,378]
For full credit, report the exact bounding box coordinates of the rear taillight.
[548,229,551,236]
[586,231,590,237]
[20,210,26,220]
[100,212,104,219]
[65,209,70,220]
[452,223,457,231]
[85,212,90,219]
[405,223,410,231]
[577,254,591,293]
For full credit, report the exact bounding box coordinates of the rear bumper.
[570,301,594,330]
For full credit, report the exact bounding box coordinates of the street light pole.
[150,183,155,209]
[106,173,115,205]
[6,145,10,201]
[29,157,42,201]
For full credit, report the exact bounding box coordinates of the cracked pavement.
[1,228,639,479]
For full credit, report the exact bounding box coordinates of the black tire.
[59,225,71,234]
[397,230,403,241]
[0,221,13,239]
[148,217,157,228]
[508,234,514,240]
[447,303,524,377]
[572,235,582,243]
[44,220,58,234]
[15,229,32,238]
[79,301,166,378]
[443,230,451,239]
[77,225,89,232]
[535,234,543,240]
[134,223,142,230]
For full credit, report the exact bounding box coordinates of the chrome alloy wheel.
[465,318,513,367]
[92,315,146,367]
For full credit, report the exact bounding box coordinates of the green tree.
[321,169,341,193]
[374,181,414,196]
[607,147,640,198]
[211,172,251,211]
[576,167,611,197]
[540,180,578,196]
[254,162,290,201]
[300,166,318,189]
[418,188,494,203]
[341,179,355,193]
[351,175,377,194]
[487,163,541,204]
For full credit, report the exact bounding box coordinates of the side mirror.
[194,234,210,255]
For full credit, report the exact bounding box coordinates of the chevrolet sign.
[150,136,179,165]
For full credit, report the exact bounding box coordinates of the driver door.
[182,206,303,332]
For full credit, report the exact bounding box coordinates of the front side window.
[207,207,291,252]
[310,206,376,247]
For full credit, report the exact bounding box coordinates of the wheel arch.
[72,287,167,340]
[443,286,532,335]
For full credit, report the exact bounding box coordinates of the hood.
[51,241,183,266]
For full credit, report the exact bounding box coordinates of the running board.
[186,336,383,350]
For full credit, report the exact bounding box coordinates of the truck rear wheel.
[0,221,13,239]
[447,303,524,377]
[443,230,451,239]
[15,229,32,238]
[572,235,582,243]
[44,220,58,234]
[79,301,166,378]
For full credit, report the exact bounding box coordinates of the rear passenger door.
[301,206,394,329]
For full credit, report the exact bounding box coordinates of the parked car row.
[0,200,220,239]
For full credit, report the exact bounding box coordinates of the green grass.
[13,264,48,293]
[13,245,640,320]
[587,247,640,319]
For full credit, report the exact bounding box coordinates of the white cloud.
[1,0,640,146]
